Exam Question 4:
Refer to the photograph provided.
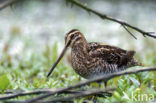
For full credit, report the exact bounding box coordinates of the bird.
[47,29,141,87]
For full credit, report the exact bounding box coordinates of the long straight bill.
[47,46,68,77]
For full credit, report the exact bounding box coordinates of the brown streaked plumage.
[47,29,141,86]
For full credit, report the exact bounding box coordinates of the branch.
[0,89,88,100]
[122,25,137,39]
[39,88,115,103]
[68,0,156,39]
[3,88,114,103]
[26,67,156,103]
[0,0,18,10]
[0,90,24,94]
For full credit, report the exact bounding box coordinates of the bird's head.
[47,29,85,77]
[65,29,85,48]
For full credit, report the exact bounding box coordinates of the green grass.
[0,35,156,103]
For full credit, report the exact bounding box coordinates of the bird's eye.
[70,34,74,39]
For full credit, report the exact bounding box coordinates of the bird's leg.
[91,96,97,102]
[78,76,82,81]
[98,81,107,88]
[98,83,101,88]
[104,81,107,88]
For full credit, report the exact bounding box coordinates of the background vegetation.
[0,0,155,102]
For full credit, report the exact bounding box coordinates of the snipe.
[47,29,140,86]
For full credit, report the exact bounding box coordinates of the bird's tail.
[129,58,142,66]
[127,51,143,67]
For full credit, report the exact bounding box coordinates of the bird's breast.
[71,48,107,79]
[71,48,90,78]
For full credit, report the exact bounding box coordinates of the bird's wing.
[88,42,135,67]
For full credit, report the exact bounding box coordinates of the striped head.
[65,29,85,48]
[47,29,85,77]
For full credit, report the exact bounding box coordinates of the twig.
[68,0,156,39]
[2,100,26,103]
[0,90,24,94]
[122,25,137,39]
[39,88,115,103]
[0,89,52,100]
[0,89,85,100]
[0,0,18,10]
[25,67,156,103]
[1,89,114,103]
[4,100,71,103]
